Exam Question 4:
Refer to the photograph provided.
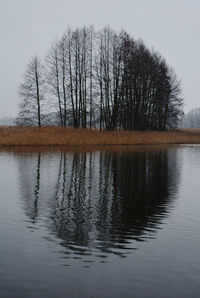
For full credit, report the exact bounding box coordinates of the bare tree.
[16,56,45,126]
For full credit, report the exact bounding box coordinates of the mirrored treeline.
[15,147,180,258]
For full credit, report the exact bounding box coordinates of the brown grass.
[0,126,200,147]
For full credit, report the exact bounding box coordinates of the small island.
[1,2,200,297]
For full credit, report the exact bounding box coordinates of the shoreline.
[1,126,200,147]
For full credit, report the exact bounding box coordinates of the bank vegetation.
[0,127,200,147]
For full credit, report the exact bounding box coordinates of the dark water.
[0,145,200,298]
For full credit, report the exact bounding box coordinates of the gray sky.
[0,0,200,118]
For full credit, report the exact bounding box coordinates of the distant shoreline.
[0,126,200,147]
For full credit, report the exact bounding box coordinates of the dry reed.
[0,126,200,147]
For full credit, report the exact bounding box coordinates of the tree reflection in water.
[16,147,180,258]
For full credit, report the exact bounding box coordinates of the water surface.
[0,145,199,297]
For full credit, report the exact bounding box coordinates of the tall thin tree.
[17,56,45,126]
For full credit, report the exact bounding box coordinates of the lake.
[0,145,200,298]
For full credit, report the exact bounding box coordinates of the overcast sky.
[0,0,200,118]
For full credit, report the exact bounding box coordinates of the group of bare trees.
[16,26,183,130]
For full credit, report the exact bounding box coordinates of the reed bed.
[0,126,200,147]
